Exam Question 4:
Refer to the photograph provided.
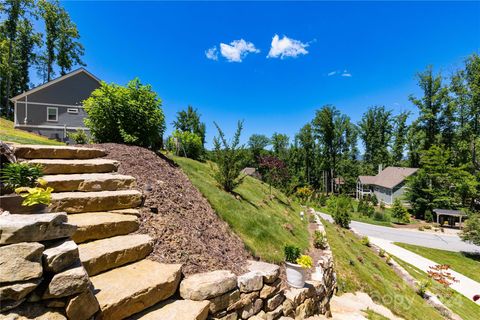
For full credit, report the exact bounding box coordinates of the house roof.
[433,209,467,217]
[10,68,101,101]
[358,167,418,189]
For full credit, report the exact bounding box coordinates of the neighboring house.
[356,167,418,205]
[10,68,101,141]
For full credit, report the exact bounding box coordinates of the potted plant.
[284,245,313,288]
[0,163,52,214]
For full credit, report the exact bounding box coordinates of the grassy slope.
[394,257,480,320]
[395,242,480,283]
[322,220,443,320]
[0,118,64,145]
[169,155,309,262]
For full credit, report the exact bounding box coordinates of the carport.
[433,209,468,228]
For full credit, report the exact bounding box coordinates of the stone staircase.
[13,145,188,320]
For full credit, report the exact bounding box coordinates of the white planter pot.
[285,261,306,288]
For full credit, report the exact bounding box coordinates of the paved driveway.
[318,212,480,253]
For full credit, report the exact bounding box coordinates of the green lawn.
[393,256,480,320]
[322,220,444,320]
[317,204,394,227]
[169,155,309,262]
[394,242,480,283]
[0,118,64,145]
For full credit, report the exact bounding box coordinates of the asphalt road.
[318,212,480,253]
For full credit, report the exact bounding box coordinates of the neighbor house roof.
[10,68,101,101]
[358,167,418,189]
[433,209,467,217]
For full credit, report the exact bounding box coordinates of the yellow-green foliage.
[170,155,309,262]
[0,118,64,145]
[296,255,313,269]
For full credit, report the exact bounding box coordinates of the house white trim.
[14,124,89,131]
[16,101,85,108]
[10,68,101,102]
[46,107,58,122]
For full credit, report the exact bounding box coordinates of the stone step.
[43,173,136,192]
[26,159,119,174]
[13,144,106,159]
[68,212,139,243]
[50,190,142,213]
[130,299,210,320]
[78,234,153,276]
[91,259,182,320]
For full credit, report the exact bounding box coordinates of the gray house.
[356,167,418,205]
[10,68,101,141]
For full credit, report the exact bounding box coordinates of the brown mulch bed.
[85,143,251,275]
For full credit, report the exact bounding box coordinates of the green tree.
[247,134,270,165]
[358,106,393,173]
[327,195,351,228]
[391,111,410,165]
[271,132,289,160]
[296,123,315,185]
[13,18,41,93]
[83,78,166,149]
[391,198,410,223]
[409,66,449,150]
[172,105,206,147]
[212,121,245,192]
[56,7,84,75]
[167,130,203,160]
[38,0,59,82]
[460,212,480,246]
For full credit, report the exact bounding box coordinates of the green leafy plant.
[83,78,166,149]
[15,178,53,206]
[1,163,43,191]
[361,236,371,247]
[295,186,313,202]
[379,248,386,257]
[417,280,431,297]
[392,198,410,223]
[296,255,313,269]
[327,195,351,228]
[284,245,301,264]
[167,130,203,160]
[68,129,90,144]
[313,230,328,249]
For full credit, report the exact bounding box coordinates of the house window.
[67,108,79,114]
[47,107,58,122]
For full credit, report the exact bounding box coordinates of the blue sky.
[58,1,479,148]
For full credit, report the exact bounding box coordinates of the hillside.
[169,155,310,263]
[0,118,64,145]
[85,143,251,275]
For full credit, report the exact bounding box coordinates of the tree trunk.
[4,38,14,118]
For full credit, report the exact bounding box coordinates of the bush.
[461,211,480,246]
[1,163,43,191]
[295,186,313,202]
[284,245,301,263]
[212,121,245,192]
[371,194,378,206]
[425,210,434,223]
[327,196,351,228]
[313,230,328,249]
[167,130,203,160]
[361,236,371,247]
[319,194,328,206]
[83,78,166,149]
[392,198,410,223]
[67,129,89,144]
[417,280,430,297]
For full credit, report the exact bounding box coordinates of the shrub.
[461,211,480,246]
[425,210,434,223]
[417,280,430,297]
[379,248,386,257]
[361,236,371,247]
[392,198,410,223]
[327,196,351,228]
[379,201,385,211]
[284,245,301,263]
[313,231,328,249]
[167,130,203,160]
[296,255,313,269]
[371,194,378,206]
[212,121,245,192]
[295,186,313,202]
[67,129,89,144]
[1,163,43,191]
[83,78,166,149]
[318,193,327,206]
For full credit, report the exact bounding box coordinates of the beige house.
[356,167,418,205]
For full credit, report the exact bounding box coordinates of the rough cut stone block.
[43,240,79,273]
[26,159,118,174]
[265,304,283,320]
[0,279,41,301]
[180,270,237,300]
[66,289,99,320]
[0,302,67,320]
[240,298,263,319]
[42,264,89,299]
[212,312,238,320]
[50,190,142,213]
[246,260,280,284]
[43,173,136,192]
[295,297,316,319]
[284,284,315,307]
[91,260,182,320]
[0,213,76,245]
[14,145,106,159]
[266,293,285,312]
[260,278,282,299]
[209,289,240,313]
[130,299,210,320]
[0,242,44,283]
[238,271,263,293]
[227,291,259,312]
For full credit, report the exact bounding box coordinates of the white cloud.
[328,69,353,77]
[328,71,338,76]
[205,46,218,61]
[219,39,259,62]
[341,70,352,77]
[267,34,309,59]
